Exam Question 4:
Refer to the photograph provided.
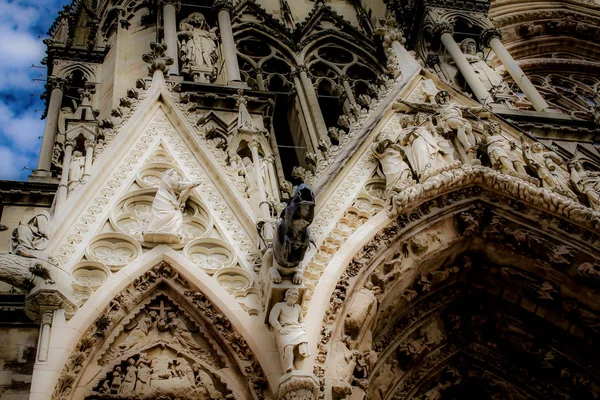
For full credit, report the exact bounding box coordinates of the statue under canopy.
[178,12,218,83]
[144,169,200,243]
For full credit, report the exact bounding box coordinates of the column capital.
[296,64,308,74]
[158,0,181,11]
[433,21,454,38]
[46,76,66,91]
[374,17,405,49]
[65,139,77,148]
[41,310,54,326]
[142,42,174,76]
[78,82,96,104]
[248,137,261,151]
[213,0,233,12]
[84,139,96,149]
[480,28,503,47]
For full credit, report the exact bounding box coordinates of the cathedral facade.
[1,0,600,399]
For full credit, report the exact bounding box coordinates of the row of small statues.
[372,91,600,210]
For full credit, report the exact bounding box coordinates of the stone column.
[83,139,95,181]
[161,0,180,76]
[299,65,330,144]
[214,0,242,83]
[375,17,420,78]
[434,22,492,105]
[36,311,54,363]
[341,75,357,106]
[55,139,75,209]
[482,28,550,112]
[36,77,65,176]
[292,73,319,153]
[264,155,279,200]
[249,139,270,218]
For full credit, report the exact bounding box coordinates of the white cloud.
[0,102,44,153]
[0,145,33,180]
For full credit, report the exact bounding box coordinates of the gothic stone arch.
[313,186,600,399]
[51,259,268,400]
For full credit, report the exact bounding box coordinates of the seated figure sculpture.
[144,169,200,243]
[268,288,310,373]
[9,212,50,258]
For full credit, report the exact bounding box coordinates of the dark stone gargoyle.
[270,184,315,284]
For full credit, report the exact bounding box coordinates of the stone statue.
[569,160,600,211]
[270,184,315,284]
[371,136,415,192]
[144,169,200,243]
[120,358,138,395]
[268,288,310,373]
[399,91,484,161]
[482,122,526,174]
[522,142,577,199]
[400,112,455,179]
[178,13,218,83]
[135,354,152,394]
[9,212,50,258]
[166,311,201,352]
[68,150,85,185]
[241,156,258,191]
[459,39,508,94]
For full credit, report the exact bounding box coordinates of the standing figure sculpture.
[399,113,455,180]
[523,142,577,199]
[371,136,415,192]
[178,13,218,83]
[268,288,310,373]
[482,122,527,174]
[459,39,509,94]
[144,169,200,243]
[569,160,600,211]
[399,91,484,162]
[269,184,315,284]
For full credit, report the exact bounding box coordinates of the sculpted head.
[435,90,450,104]
[284,288,300,305]
[459,39,477,55]
[532,143,544,153]
[415,112,429,125]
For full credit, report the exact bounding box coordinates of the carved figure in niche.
[120,358,137,396]
[111,366,123,394]
[400,112,455,179]
[135,354,152,394]
[144,169,200,243]
[569,160,600,211]
[166,311,201,352]
[9,212,50,258]
[178,13,218,83]
[68,150,85,185]
[522,142,577,199]
[371,135,415,192]
[371,360,398,400]
[482,122,527,174]
[459,39,509,95]
[192,363,223,399]
[241,156,257,192]
[344,282,381,341]
[398,338,429,361]
[268,288,310,373]
[270,184,315,284]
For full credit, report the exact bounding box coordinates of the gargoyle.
[270,184,315,284]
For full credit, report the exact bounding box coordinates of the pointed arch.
[43,246,274,400]
[308,183,600,399]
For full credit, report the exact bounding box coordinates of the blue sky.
[0,0,71,180]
